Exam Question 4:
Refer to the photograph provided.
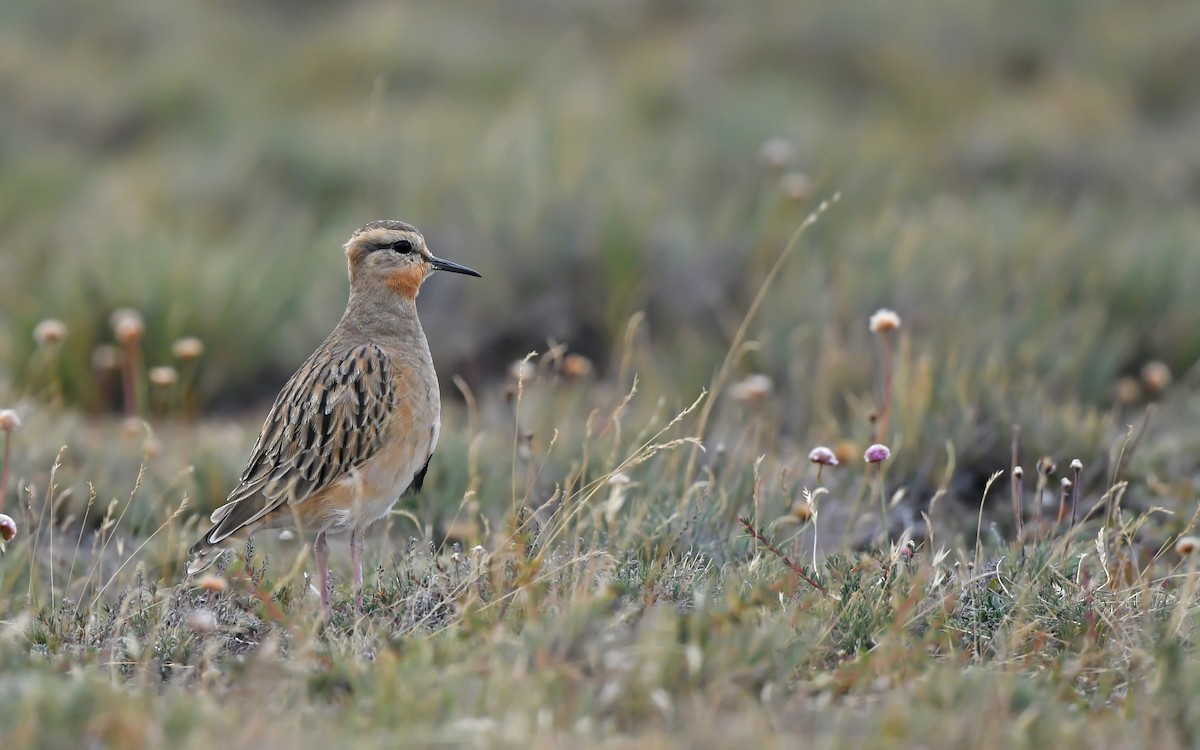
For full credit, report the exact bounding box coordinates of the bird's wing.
[198,342,398,547]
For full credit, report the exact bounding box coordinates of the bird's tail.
[187,499,243,576]
[187,537,225,576]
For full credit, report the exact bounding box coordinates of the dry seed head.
[561,353,594,380]
[1060,477,1073,490]
[110,308,145,345]
[187,609,218,634]
[1012,465,1024,480]
[509,359,535,385]
[1175,536,1200,556]
[607,471,632,487]
[1114,376,1142,404]
[517,431,535,461]
[0,409,20,433]
[1070,459,1083,472]
[868,308,902,334]
[758,136,796,170]
[779,172,812,204]
[33,318,67,346]
[196,575,228,593]
[172,337,205,360]
[0,514,16,542]
[728,374,773,405]
[1141,360,1172,394]
[808,446,838,466]
[1036,456,1056,477]
[791,499,814,523]
[833,441,857,466]
[149,366,178,388]
[121,416,143,439]
[864,443,891,463]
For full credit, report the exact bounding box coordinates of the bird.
[188,219,480,619]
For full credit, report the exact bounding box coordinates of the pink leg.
[314,531,331,620]
[351,527,365,611]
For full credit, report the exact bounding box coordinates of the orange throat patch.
[385,266,425,299]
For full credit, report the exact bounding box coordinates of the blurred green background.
[1,0,1198,423]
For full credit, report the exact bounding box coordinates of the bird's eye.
[391,239,414,254]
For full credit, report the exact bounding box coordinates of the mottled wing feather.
[200,343,397,547]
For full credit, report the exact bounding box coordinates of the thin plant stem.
[877,334,893,443]
[812,506,820,570]
[877,466,888,542]
[45,348,64,408]
[1010,426,1021,542]
[121,343,140,418]
[841,472,872,547]
[1070,464,1082,531]
[0,433,9,513]
[738,515,826,594]
[681,196,840,502]
[1035,475,1046,542]
[1015,473,1025,548]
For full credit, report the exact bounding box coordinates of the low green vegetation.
[2,0,1200,747]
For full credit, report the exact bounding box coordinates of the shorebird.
[188,220,479,619]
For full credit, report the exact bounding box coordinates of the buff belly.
[301,417,438,534]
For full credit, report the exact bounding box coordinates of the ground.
[2,1,1200,747]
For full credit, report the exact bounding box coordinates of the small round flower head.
[172,337,205,361]
[1012,465,1024,480]
[758,136,796,170]
[1060,477,1073,491]
[33,319,67,347]
[1141,360,1172,395]
[121,416,143,439]
[92,344,120,371]
[1070,459,1083,472]
[562,353,593,380]
[149,366,178,388]
[779,172,812,204]
[196,574,228,593]
[833,441,857,465]
[0,409,20,433]
[509,358,534,385]
[791,499,814,523]
[142,436,161,459]
[0,514,16,542]
[607,471,632,487]
[808,446,839,466]
[728,374,773,405]
[110,308,145,345]
[187,608,218,634]
[1175,536,1200,556]
[1114,376,1142,404]
[1036,456,1057,477]
[869,309,902,334]
[516,430,535,461]
[864,443,891,463]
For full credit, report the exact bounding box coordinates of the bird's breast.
[335,363,440,530]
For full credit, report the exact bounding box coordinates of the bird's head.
[344,219,480,298]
